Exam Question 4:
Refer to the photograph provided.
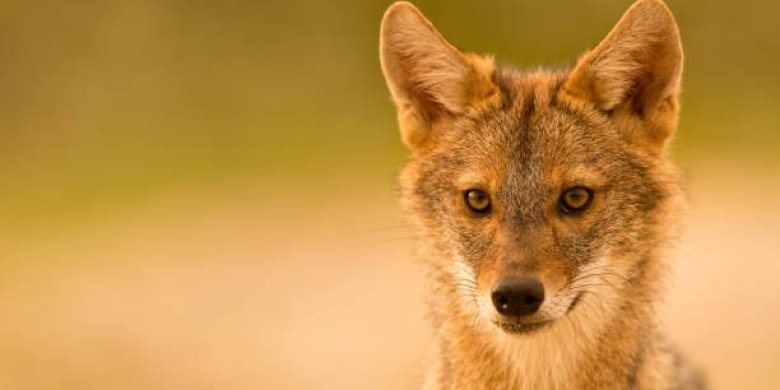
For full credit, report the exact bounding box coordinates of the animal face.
[380,1,683,334]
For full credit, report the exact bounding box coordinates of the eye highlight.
[559,186,593,214]
[464,189,491,213]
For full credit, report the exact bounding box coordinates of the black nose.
[491,277,545,317]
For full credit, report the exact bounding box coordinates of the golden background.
[0,1,778,389]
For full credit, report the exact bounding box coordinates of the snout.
[491,276,545,317]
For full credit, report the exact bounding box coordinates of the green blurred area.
[1,3,779,389]
[1,0,778,229]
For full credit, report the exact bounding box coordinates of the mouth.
[492,292,584,335]
[489,289,585,335]
[493,319,552,334]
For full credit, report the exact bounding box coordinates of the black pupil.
[566,189,588,207]
[468,191,488,210]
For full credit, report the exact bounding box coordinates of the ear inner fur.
[379,1,501,151]
[559,0,683,151]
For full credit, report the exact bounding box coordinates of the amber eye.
[559,186,593,213]
[465,189,491,213]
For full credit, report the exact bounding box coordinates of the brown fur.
[380,1,705,389]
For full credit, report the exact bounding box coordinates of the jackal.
[379,0,705,388]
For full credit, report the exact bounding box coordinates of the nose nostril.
[523,295,540,308]
[496,295,509,310]
[491,277,545,317]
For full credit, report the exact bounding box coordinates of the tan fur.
[380,1,705,389]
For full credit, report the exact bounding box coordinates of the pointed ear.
[380,2,500,150]
[560,0,683,149]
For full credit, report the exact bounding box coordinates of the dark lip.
[494,320,552,334]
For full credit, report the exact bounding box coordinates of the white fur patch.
[451,256,477,304]
[492,255,623,390]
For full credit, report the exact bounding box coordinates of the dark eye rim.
[464,189,491,214]
[559,186,594,214]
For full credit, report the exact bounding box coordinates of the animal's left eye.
[559,186,593,213]
[465,189,491,214]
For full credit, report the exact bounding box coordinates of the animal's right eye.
[559,186,593,214]
[465,189,491,214]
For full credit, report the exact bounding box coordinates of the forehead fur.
[432,67,625,175]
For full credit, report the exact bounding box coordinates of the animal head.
[380,0,684,335]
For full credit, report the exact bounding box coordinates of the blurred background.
[0,0,778,389]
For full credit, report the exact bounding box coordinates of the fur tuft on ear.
[560,0,683,149]
[379,2,499,150]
